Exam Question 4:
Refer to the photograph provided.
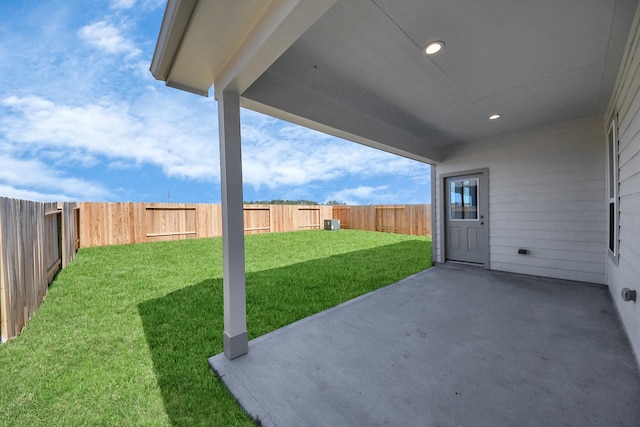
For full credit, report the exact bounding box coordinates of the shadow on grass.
[138,240,431,426]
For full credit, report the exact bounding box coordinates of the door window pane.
[450,179,478,220]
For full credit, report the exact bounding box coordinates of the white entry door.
[445,173,488,264]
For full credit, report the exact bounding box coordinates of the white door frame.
[439,168,490,269]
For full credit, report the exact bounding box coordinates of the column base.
[223,331,248,360]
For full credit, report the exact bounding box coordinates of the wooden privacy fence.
[332,204,431,236]
[78,203,334,247]
[0,199,429,340]
[78,202,431,248]
[0,198,79,342]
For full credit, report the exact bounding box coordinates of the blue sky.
[0,0,431,205]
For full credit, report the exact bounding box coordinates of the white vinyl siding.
[435,117,606,284]
[607,4,640,366]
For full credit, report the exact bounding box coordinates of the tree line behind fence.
[0,199,431,341]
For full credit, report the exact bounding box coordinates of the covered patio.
[150,1,640,422]
[210,264,640,426]
[151,0,640,366]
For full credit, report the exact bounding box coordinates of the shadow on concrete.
[137,240,430,425]
[211,264,640,427]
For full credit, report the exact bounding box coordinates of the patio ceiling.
[151,0,639,163]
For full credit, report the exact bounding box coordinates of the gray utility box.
[324,219,340,231]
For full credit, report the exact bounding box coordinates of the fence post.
[0,197,5,342]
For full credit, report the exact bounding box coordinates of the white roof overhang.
[150,0,337,97]
[151,0,640,164]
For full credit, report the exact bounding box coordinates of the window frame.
[607,116,619,261]
[448,178,479,221]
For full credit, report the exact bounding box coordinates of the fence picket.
[0,198,78,342]
[76,203,431,248]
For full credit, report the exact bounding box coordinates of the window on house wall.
[607,117,619,259]
[449,178,478,220]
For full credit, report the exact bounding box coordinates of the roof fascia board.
[213,0,337,99]
[165,80,209,97]
[150,0,198,82]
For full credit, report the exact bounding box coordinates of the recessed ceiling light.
[488,114,501,120]
[424,41,444,55]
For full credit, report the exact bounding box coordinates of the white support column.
[431,164,437,264]
[218,90,248,360]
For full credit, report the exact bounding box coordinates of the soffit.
[165,0,268,95]
[244,0,638,152]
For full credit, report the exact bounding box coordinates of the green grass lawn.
[0,230,431,426]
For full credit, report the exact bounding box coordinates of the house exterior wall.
[435,117,607,284]
[607,5,640,365]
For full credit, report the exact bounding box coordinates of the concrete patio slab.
[209,264,640,426]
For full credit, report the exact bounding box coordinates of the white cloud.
[0,155,111,201]
[0,185,79,203]
[240,110,429,190]
[110,0,164,10]
[1,95,219,183]
[2,94,427,193]
[0,92,430,204]
[110,0,137,9]
[146,0,166,9]
[324,186,391,205]
[78,21,141,57]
